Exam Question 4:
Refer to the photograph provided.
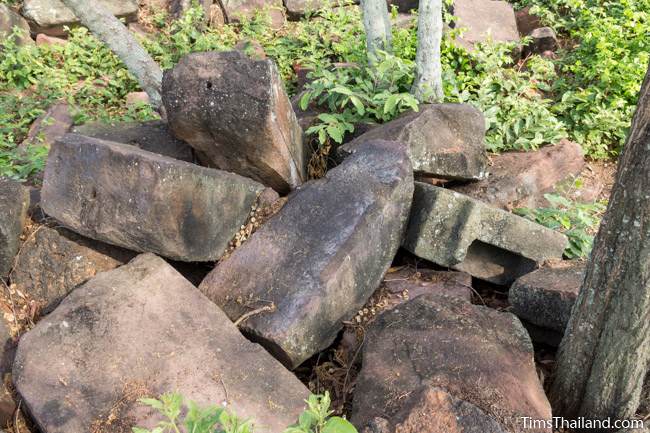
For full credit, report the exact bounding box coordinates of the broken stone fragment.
[73,120,195,162]
[509,260,585,333]
[403,183,568,284]
[525,27,558,56]
[163,51,305,193]
[13,253,309,433]
[452,139,584,210]
[220,0,285,28]
[10,225,135,313]
[41,133,265,262]
[0,178,29,279]
[20,103,73,150]
[352,295,552,433]
[341,104,488,181]
[199,140,414,368]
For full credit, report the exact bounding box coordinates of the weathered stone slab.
[403,183,567,284]
[73,120,195,162]
[22,0,138,36]
[509,261,585,332]
[163,50,304,193]
[341,104,488,181]
[199,140,413,368]
[11,226,135,313]
[452,0,519,50]
[0,4,33,46]
[41,134,265,262]
[352,295,551,433]
[452,140,584,210]
[0,178,29,278]
[13,253,309,433]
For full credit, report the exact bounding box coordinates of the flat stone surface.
[13,253,309,433]
[10,225,135,313]
[0,4,33,46]
[163,51,304,193]
[41,133,264,262]
[452,0,519,50]
[403,183,568,284]
[352,295,551,433]
[382,267,472,302]
[509,260,585,332]
[341,104,488,181]
[22,0,138,28]
[0,178,29,278]
[199,140,413,368]
[452,140,584,210]
[73,120,195,162]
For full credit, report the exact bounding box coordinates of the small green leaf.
[322,417,357,433]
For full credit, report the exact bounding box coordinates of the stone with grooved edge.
[340,104,488,181]
[13,253,310,433]
[163,50,305,194]
[199,139,414,369]
[41,133,265,262]
[403,183,568,284]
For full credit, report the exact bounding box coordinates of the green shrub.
[133,392,357,433]
[514,192,606,259]
[299,51,418,145]
[449,42,568,152]
[514,0,650,157]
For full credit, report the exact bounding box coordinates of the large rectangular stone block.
[41,133,265,262]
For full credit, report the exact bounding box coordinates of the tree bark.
[411,0,443,103]
[550,60,650,427]
[60,0,164,112]
[361,0,392,63]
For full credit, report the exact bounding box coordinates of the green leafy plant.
[514,0,650,157]
[448,42,568,152]
[133,392,356,433]
[299,51,418,145]
[514,192,606,258]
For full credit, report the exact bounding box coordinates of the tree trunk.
[411,0,443,103]
[550,60,650,427]
[60,0,164,112]
[361,0,392,63]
